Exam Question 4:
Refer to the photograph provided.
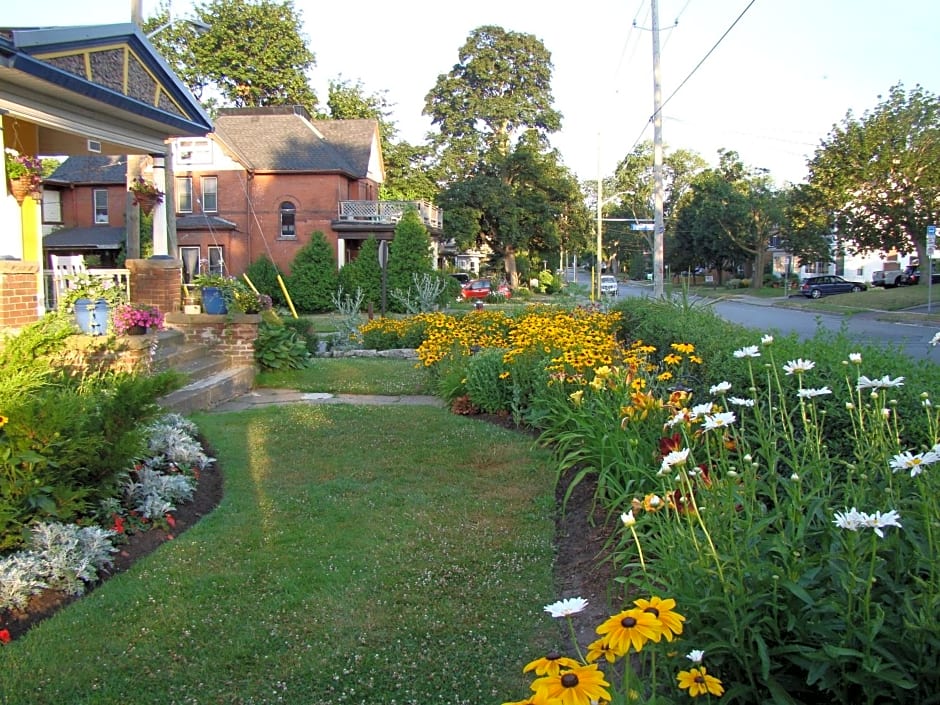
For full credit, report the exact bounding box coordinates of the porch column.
[151,154,168,256]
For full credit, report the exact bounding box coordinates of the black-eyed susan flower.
[585,636,617,663]
[523,650,581,677]
[677,666,725,697]
[633,596,685,641]
[595,607,662,656]
[531,663,611,705]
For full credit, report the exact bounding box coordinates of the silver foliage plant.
[0,413,213,612]
[330,285,365,349]
[390,273,447,314]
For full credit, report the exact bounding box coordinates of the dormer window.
[279,202,296,239]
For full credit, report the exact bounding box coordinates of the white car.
[600,275,619,296]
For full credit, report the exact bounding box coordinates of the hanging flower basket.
[8,175,37,205]
[129,176,164,216]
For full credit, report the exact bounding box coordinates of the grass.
[4,380,559,704]
[256,357,432,395]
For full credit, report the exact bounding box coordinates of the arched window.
[280,202,296,239]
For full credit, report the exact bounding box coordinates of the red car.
[461,279,511,300]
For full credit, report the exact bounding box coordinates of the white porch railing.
[44,269,131,311]
[337,201,443,229]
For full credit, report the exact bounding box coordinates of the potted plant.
[112,303,165,336]
[4,148,43,204]
[61,272,127,336]
[128,176,164,215]
[192,271,235,315]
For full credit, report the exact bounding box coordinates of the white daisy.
[686,649,705,663]
[689,402,715,420]
[733,345,760,359]
[621,511,637,527]
[864,510,902,538]
[796,386,832,399]
[848,352,862,364]
[857,375,905,391]
[833,507,865,531]
[701,411,736,431]
[729,396,755,407]
[544,597,589,618]
[761,335,774,346]
[783,358,816,375]
[662,448,691,469]
[709,381,732,395]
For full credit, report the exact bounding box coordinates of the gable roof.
[45,155,127,186]
[213,106,380,180]
[1,24,212,154]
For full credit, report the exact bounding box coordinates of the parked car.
[872,266,919,288]
[600,275,619,296]
[800,275,867,299]
[461,279,511,300]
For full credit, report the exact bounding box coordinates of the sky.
[5,0,940,187]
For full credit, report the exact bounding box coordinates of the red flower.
[112,515,125,534]
[165,513,176,528]
[0,628,11,644]
[659,433,683,457]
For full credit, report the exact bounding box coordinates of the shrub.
[244,254,287,307]
[285,231,339,313]
[464,347,512,414]
[338,238,382,312]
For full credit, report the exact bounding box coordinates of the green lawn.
[4,388,558,704]
[257,357,432,395]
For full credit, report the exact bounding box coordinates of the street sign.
[378,240,389,268]
[927,224,936,248]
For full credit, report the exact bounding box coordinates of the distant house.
[43,106,445,284]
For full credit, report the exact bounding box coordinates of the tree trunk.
[504,245,518,288]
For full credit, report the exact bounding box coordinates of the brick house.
[44,105,445,285]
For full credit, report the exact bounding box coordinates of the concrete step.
[158,365,256,414]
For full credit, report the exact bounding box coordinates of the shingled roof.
[213,106,379,178]
[45,155,127,186]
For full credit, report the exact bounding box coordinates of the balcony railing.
[337,201,443,229]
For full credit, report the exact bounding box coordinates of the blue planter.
[74,298,110,336]
[200,286,228,315]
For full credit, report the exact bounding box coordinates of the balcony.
[336,201,443,230]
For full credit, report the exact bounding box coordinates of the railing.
[44,268,132,311]
[337,201,443,229]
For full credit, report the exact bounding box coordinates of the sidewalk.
[210,388,445,412]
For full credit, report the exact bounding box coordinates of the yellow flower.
[595,607,662,656]
[531,663,611,705]
[499,371,510,379]
[633,596,685,641]
[585,636,618,663]
[643,494,664,513]
[671,342,695,354]
[0,414,7,429]
[524,651,581,677]
[657,371,673,381]
[677,666,725,697]
[569,390,584,407]
[663,353,683,366]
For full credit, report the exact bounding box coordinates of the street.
[571,272,939,363]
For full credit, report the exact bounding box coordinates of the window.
[176,138,213,165]
[201,177,218,213]
[177,177,193,213]
[179,247,200,284]
[42,190,62,224]
[207,246,224,276]
[279,201,296,239]
[93,189,109,224]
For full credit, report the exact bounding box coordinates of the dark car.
[461,279,511,300]
[800,275,867,299]
[449,272,471,286]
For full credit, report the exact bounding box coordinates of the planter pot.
[126,325,147,336]
[8,175,40,205]
[134,194,157,215]
[74,298,110,336]
[200,286,228,315]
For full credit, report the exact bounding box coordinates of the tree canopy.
[146,0,317,115]
[807,83,940,267]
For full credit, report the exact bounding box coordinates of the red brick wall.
[0,261,41,330]
[58,185,127,228]
[164,312,260,366]
[126,258,182,313]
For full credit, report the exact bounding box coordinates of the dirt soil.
[1,414,615,648]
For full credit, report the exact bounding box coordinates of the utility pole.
[126,0,144,259]
[596,133,603,300]
[651,0,665,297]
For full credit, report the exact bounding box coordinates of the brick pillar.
[0,260,41,331]
[126,257,182,314]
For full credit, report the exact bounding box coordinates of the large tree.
[808,83,940,268]
[425,26,575,283]
[424,25,562,183]
[145,0,317,114]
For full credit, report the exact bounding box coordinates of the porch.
[335,201,443,231]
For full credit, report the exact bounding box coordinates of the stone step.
[152,328,257,413]
[158,365,256,414]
